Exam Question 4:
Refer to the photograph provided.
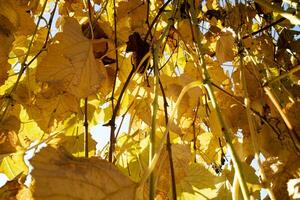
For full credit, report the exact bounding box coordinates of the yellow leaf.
[0,152,28,180]
[36,17,107,98]
[18,107,46,148]
[116,0,147,40]
[216,31,235,64]
[209,109,223,138]
[61,118,97,157]
[156,144,192,197]
[198,132,222,163]
[27,146,137,199]
[176,163,225,200]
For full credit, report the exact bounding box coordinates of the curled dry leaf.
[23,146,137,200]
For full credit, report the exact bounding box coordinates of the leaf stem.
[254,0,300,25]
[238,43,276,199]
[111,0,119,111]
[144,0,173,42]
[188,4,251,200]
[84,98,89,158]
[267,65,300,85]
[0,0,49,123]
[149,46,159,200]
[243,48,300,155]
[158,77,177,200]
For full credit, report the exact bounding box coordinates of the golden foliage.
[0,0,300,199]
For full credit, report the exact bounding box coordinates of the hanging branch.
[158,78,177,200]
[111,0,120,111]
[192,100,200,163]
[0,0,50,123]
[243,48,300,155]
[82,0,95,159]
[188,4,251,200]
[254,0,300,25]
[147,1,180,199]
[107,52,151,162]
[144,0,173,42]
[238,41,276,199]
[107,0,121,162]
[242,17,286,39]
[84,98,89,158]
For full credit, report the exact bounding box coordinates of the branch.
[254,0,300,25]
[188,4,251,200]
[267,65,300,85]
[242,17,286,39]
[107,68,135,162]
[0,0,51,123]
[238,43,276,199]
[144,0,173,42]
[84,98,89,158]
[158,78,177,200]
[111,0,120,111]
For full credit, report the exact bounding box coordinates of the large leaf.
[26,146,137,200]
[176,163,225,200]
[36,17,107,98]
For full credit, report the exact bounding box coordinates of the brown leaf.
[28,146,137,200]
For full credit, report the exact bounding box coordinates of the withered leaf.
[126,32,150,73]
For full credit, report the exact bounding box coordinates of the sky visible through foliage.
[1,0,300,200]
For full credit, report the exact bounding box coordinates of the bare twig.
[255,0,300,25]
[84,98,89,158]
[144,0,173,42]
[158,78,177,200]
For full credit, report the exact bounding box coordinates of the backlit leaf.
[28,146,137,200]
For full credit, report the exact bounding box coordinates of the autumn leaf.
[36,17,107,98]
[215,31,235,64]
[0,0,300,199]
[176,163,225,200]
[27,146,137,200]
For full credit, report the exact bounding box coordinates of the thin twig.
[255,0,300,25]
[0,0,50,123]
[242,17,286,39]
[267,65,300,85]
[158,78,177,200]
[108,0,120,162]
[238,41,276,199]
[144,0,173,42]
[111,0,120,111]
[192,100,200,163]
[188,3,251,200]
[84,98,89,158]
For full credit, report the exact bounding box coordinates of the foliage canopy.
[1,0,300,199]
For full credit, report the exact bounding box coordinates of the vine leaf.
[26,146,137,200]
[176,163,224,200]
[215,31,235,64]
[36,17,107,98]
